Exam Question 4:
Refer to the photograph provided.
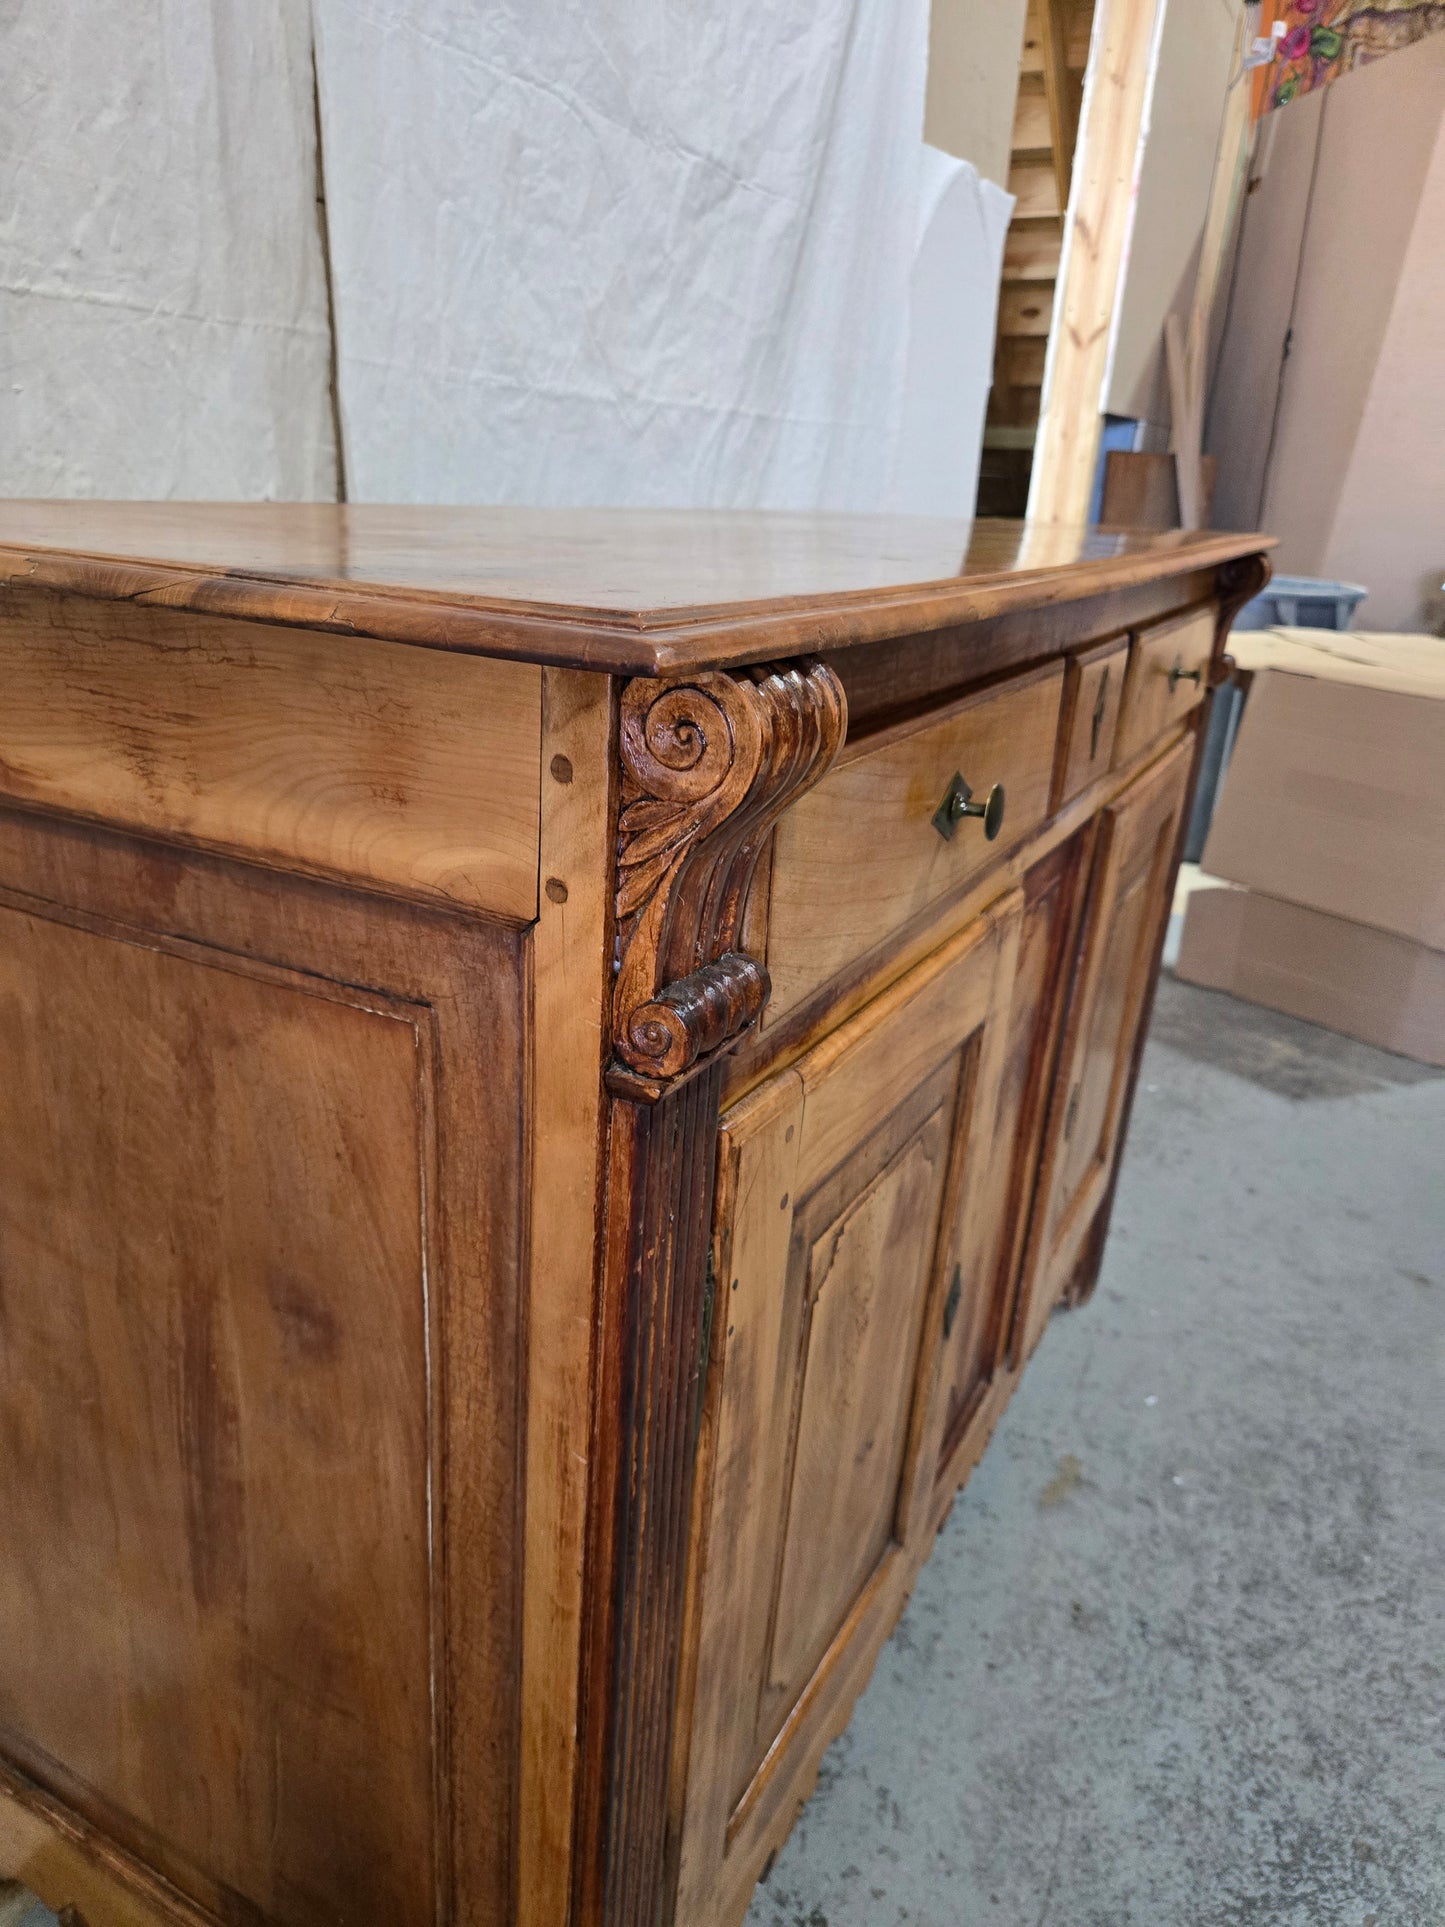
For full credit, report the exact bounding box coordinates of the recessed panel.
[0,903,439,1924]
[766,1107,952,1706]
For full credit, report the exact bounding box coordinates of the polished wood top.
[0,502,1271,675]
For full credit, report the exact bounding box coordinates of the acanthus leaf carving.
[610,659,845,1087]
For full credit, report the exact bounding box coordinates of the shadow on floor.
[1149,973,1443,1102]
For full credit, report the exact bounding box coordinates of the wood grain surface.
[673,903,1023,1927]
[517,669,616,1927]
[0,502,1270,675]
[0,807,529,1927]
[0,584,542,919]
[0,902,436,1924]
[1020,736,1194,1346]
[1114,605,1215,766]
[575,1065,728,1927]
[764,663,1063,1018]
[1054,637,1128,804]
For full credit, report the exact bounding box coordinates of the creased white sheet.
[0,0,335,500]
[313,0,933,510]
[885,146,1014,515]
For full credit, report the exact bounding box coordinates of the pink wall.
[1321,107,1445,630]
[1207,29,1445,630]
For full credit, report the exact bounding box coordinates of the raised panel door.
[934,829,1096,1469]
[672,894,1023,1927]
[1016,736,1193,1357]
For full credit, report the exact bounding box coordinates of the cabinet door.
[673,895,1023,1927]
[933,829,1095,1470]
[1017,736,1193,1356]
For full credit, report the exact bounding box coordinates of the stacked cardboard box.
[1176,628,1445,1067]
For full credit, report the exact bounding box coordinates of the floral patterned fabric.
[1252,0,1445,113]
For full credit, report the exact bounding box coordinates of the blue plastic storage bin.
[1232,573,1368,632]
[1184,576,1367,861]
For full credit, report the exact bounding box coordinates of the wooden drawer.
[1114,604,1215,766]
[1054,637,1128,805]
[764,662,1064,1018]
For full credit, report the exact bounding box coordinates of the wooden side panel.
[0,806,528,1927]
[0,902,437,1925]
[0,584,542,918]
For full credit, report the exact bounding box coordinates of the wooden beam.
[1165,313,1203,529]
[999,336,1049,386]
[998,283,1057,338]
[1007,156,1063,220]
[1011,78,1053,155]
[1004,218,1065,282]
[1038,0,1080,211]
[1027,0,1166,526]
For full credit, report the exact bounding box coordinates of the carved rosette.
[610,660,845,1088]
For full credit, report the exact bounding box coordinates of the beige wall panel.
[1208,28,1445,585]
[1106,0,1239,426]
[925,0,1031,186]
[1319,69,1445,629]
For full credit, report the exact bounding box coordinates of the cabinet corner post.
[573,658,844,1927]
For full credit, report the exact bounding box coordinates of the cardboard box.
[1203,631,1445,950]
[1176,882,1445,1068]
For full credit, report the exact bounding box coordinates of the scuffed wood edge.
[573,1063,728,1927]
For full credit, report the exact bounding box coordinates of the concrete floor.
[746,975,1445,1927]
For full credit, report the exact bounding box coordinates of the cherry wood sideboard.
[0,505,1270,1927]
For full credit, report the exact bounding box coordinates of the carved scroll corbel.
[609,659,845,1093]
[1214,552,1273,664]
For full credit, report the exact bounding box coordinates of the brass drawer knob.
[1167,656,1203,693]
[933,772,1006,843]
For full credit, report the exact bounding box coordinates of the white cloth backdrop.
[311,0,935,509]
[0,0,336,500]
[885,146,1014,515]
[1,1,1009,515]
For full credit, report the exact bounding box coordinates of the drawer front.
[765,662,1064,1018]
[1114,605,1215,766]
[1054,637,1128,805]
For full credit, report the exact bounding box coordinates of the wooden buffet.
[0,505,1270,1927]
